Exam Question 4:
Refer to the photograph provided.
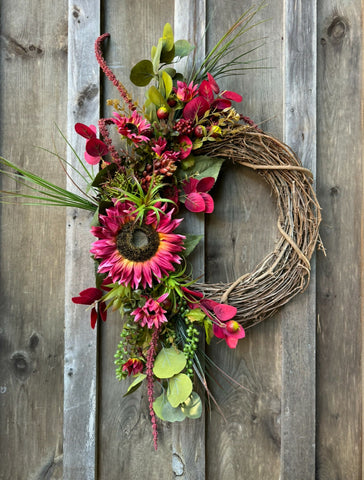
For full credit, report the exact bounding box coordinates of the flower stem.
[146,327,160,450]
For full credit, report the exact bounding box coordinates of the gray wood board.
[64,1,100,479]
[0,1,68,478]
[316,1,362,478]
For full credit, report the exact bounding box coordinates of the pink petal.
[183,178,199,194]
[221,90,243,102]
[212,324,225,339]
[183,97,210,120]
[75,123,97,139]
[200,192,214,213]
[197,177,215,193]
[207,73,220,94]
[225,335,239,348]
[178,135,193,160]
[86,138,109,157]
[198,80,214,103]
[99,302,107,322]
[84,151,101,165]
[185,192,206,213]
[213,303,237,321]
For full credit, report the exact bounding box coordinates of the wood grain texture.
[316,2,362,478]
[281,0,317,478]
[205,1,283,478]
[0,1,68,479]
[64,1,100,479]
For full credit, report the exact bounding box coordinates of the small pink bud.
[226,320,241,334]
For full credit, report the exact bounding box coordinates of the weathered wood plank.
[0,1,68,478]
[316,1,362,478]
[281,0,317,478]
[205,2,283,478]
[64,1,100,479]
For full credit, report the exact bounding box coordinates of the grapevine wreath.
[0,12,322,449]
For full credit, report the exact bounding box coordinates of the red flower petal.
[185,192,206,212]
[183,97,210,120]
[75,123,97,139]
[198,80,214,103]
[200,192,214,213]
[197,177,215,193]
[99,302,107,322]
[90,307,98,329]
[84,151,101,165]
[86,138,109,157]
[72,287,103,305]
[178,135,193,160]
[213,303,237,321]
[225,335,239,348]
[183,177,199,194]
[211,98,232,110]
[221,90,243,102]
[207,73,220,94]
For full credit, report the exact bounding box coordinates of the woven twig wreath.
[197,126,322,329]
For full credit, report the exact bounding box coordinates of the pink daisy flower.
[90,201,185,289]
[131,292,169,329]
[112,110,151,144]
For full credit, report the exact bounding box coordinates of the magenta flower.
[112,110,151,144]
[183,177,215,213]
[213,319,245,349]
[178,135,193,159]
[72,287,107,329]
[122,358,144,376]
[151,137,167,156]
[175,80,199,102]
[75,123,109,165]
[131,292,169,329]
[90,200,185,289]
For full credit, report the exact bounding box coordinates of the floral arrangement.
[0,9,322,451]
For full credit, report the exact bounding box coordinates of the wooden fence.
[0,0,362,478]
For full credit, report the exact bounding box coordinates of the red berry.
[157,106,169,120]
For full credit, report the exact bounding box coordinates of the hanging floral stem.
[95,33,136,111]
[146,327,160,451]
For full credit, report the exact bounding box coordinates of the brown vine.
[198,126,323,329]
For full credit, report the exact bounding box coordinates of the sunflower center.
[117,222,160,262]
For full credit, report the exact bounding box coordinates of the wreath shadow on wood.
[198,126,323,329]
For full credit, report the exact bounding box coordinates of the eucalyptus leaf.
[177,155,225,181]
[153,393,186,422]
[181,391,202,419]
[147,85,168,108]
[153,347,186,379]
[183,234,204,257]
[160,45,175,64]
[123,373,147,397]
[130,60,154,86]
[162,23,174,51]
[162,71,173,99]
[174,39,195,58]
[163,67,176,78]
[167,373,193,408]
[152,39,163,73]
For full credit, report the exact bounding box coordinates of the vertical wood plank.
[205,2,284,479]
[172,2,207,478]
[316,1,362,478]
[0,2,67,478]
[281,0,317,477]
[64,1,100,478]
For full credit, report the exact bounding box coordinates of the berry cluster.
[141,157,177,190]
[182,321,199,378]
[173,118,194,135]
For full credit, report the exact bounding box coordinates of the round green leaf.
[174,39,195,58]
[167,373,193,408]
[130,60,154,86]
[162,23,174,51]
[153,393,186,422]
[181,391,202,419]
[153,347,186,378]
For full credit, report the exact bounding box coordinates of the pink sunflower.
[90,200,185,289]
[112,110,151,144]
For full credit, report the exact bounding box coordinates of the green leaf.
[177,155,224,182]
[181,391,202,419]
[123,374,147,397]
[153,347,186,379]
[174,39,195,58]
[204,319,214,345]
[153,393,186,422]
[152,39,164,73]
[186,308,206,323]
[162,71,173,99]
[183,234,203,257]
[160,45,175,64]
[91,163,118,187]
[167,373,193,408]
[130,60,154,86]
[147,85,169,108]
[163,67,176,78]
[162,23,174,51]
